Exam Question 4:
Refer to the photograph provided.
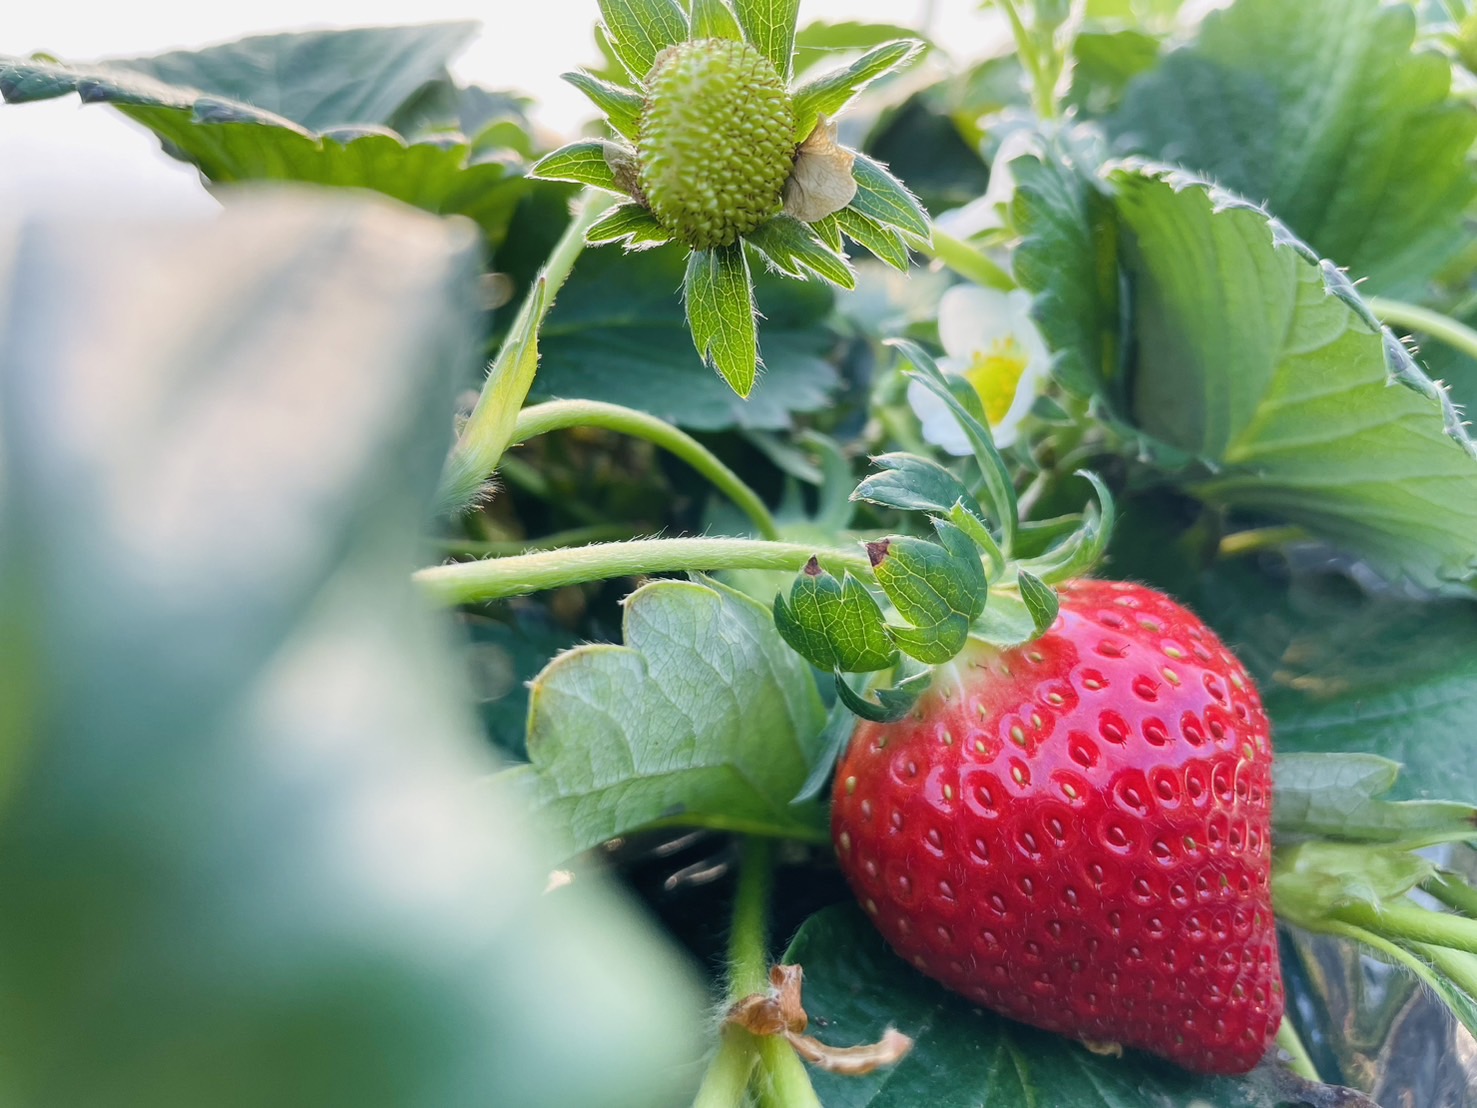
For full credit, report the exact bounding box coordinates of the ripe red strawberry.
[831,578,1282,1074]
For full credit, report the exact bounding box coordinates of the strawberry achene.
[831,578,1282,1074]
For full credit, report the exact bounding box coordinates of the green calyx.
[638,38,796,251]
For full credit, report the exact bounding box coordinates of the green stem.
[1218,525,1310,559]
[691,838,774,1108]
[514,400,781,540]
[757,1035,823,1108]
[1275,1017,1320,1083]
[441,523,637,559]
[1412,941,1477,1001]
[911,227,1015,290]
[1426,872,1477,918]
[1331,898,1477,955]
[1366,296,1477,364]
[414,537,872,606]
[995,0,1056,119]
[436,189,618,515]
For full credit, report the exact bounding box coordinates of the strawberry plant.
[4,0,1477,1106]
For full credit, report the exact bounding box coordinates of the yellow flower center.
[961,338,1029,426]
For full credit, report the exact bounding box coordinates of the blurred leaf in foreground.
[0,189,703,1108]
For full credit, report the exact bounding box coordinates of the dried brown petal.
[784,1026,914,1075]
[783,116,857,223]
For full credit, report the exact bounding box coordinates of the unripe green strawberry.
[637,39,796,250]
[831,579,1282,1074]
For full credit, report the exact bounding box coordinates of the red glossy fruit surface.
[831,578,1283,1074]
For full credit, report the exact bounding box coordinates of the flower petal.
[938,285,1023,359]
[906,378,974,456]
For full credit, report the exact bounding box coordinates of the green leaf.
[1111,164,1477,593]
[792,698,859,802]
[1273,753,1477,845]
[773,560,898,673]
[810,211,844,251]
[0,191,703,1108]
[527,139,622,191]
[869,522,988,665]
[1,23,476,130]
[745,214,856,288]
[1275,842,1438,910]
[1109,0,1477,296]
[689,0,744,40]
[851,452,984,521]
[0,48,529,246]
[1016,570,1059,637]
[889,339,1017,551]
[583,201,671,248]
[685,242,760,396]
[786,906,1345,1108]
[834,206,911,271]
[1066,29,1160,116]
[849,152,931,239]
[561,70,643,139]
[598,0,690,81]
[793,19,928,73]
[790,39,924,141]
[524,577,829,851]
[1017,470,1116,584]
[834,669,932,725]
[1011,150,1121,399]
[531,245,839,430]
[733,0,803,81]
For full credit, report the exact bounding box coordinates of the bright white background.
[1,0,993,218]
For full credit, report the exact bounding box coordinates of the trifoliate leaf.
[528,140,622,192]
[746,214,856,288]
[598,0,689,81]
[561,71,642,140]
[790,39,924,141]
[792,699,860,803]
[773,559,898,673]
[685,242,759,396]
[850,153,931,240]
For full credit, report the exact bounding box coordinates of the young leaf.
[1015,570,1059,637]
[584,202,670,249]
[598,0,689,81]
[527,139,622,191]
[685,242,760,396]
[851,452,984,521]
[773,559,898,673]
[1273,753,1477,846]
[525,577,829,852]
[562,70,643,139]
[834,207,911,271]
[1109,0,1477,296]
[850,153,931,240]
[810,211,844,252]
[745,214,856,288]
[733,0,803,81]
[689,0,743,40]
[888,338,1018,552]
[790,39,924,141]
[868,523,987,665]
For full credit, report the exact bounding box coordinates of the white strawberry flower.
[907,285,1051,454]
[934,129,1037,239]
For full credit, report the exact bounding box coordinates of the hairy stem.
[436,189,617,515]
[440,523,637,559]
[1426,872,1477,918]
[514,400,781,540]
[757,1035,824,1108]
[995,0,1056,119]
[1331,898,1477,955]
[1275,1017,1320,1083]
[1367,296,1477,365]
[912,227,1014,290]
[414,537,872,606]
[692,838,775,1108]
